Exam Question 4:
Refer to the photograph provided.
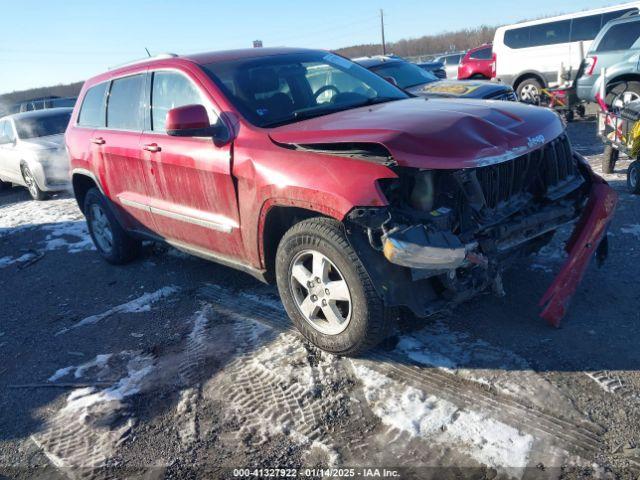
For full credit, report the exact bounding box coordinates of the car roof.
[183,47,319,65]
[602,10,639,27]
[352,56,405,68]
[2,107,73,122]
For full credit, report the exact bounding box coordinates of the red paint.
[539,182,618,327]
[458,45,495,80]
[166,104,210,132]
[66,48,611,326]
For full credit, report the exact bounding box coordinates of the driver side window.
[151,71,218,132]
[0,120,15,144]
[305,64,372,104]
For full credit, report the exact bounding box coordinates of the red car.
[66,48,616,355]
[458,44,495,80]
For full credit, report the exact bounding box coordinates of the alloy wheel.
[90,204,114,254]
[612,91,640,111]
[519,84,540,104]
[22,167,39,199]
[289,249,352,335]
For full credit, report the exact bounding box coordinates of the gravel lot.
[0,120,639,480]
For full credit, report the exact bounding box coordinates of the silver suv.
[577,13,640,108]
[0,108,72,200]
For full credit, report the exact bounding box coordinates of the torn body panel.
[344,138,613,326]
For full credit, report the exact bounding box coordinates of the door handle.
[90,137,105,145]
[142,143,161,153]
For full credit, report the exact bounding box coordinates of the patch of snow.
[0,252,34,268]
[55,286,179,335]
[353,364,533,475]
[621,224,640,239]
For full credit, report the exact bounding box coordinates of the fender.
[513,70,549,88]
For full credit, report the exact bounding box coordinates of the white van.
[494,2,640,102]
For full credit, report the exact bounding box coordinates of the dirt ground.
[0,120,639,480]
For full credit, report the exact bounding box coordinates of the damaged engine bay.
[346,133,592,318]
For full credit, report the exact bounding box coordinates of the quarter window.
[596,21,640,52]
[78,82,108,127]
[151,71,208,132]
[504,27,530,49]
[106,75,145,131]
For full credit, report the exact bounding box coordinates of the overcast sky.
[0,0,624,94]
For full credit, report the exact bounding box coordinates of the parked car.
[433,52,466,79]
[494,3,640,103]
[0,108,72,200]
[354,56,516,101]
[416,61,446,79]
[458,44,495,80]
[11,96,77,114]
[577,12,640,109]
[66,48,616,355]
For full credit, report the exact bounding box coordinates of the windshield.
[369,61,438,89]
[203,52,409,128]
[14,112,71,139]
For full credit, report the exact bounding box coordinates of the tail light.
[491,53,497,78]
[584,56,598,76]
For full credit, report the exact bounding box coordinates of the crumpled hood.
[269,97,565,169]
[19,134,64,151]
[407,80,512,99]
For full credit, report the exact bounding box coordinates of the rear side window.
[596,21,640,52]
[504,27,530,49]
[529,20,570,46]
[78,82,108,127]
[151,71,206,132]
[470,47,492,60]
[571,14,603,42]
[107,75,145,131]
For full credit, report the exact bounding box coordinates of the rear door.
[0,120,17,182]
[101,72,156,231]
[139,68,242,258]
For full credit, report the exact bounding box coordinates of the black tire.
[0,178,10,191]
[516,78,542,104]
[606,81,640,111]
[84,188,141,264]
[628,160,640,194]
[21,164,48,201]
[275,217,391,356]
[564,110,575,123]
[602,145,619,174]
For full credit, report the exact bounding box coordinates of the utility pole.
[380,9,387,55]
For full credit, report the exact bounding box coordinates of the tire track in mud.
[197,284,604,460]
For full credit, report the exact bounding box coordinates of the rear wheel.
[21,164,47,201]
[628,160,640,194]
[602,145,619,174]
[84,188,141,264]
[275,217,392,356]
[0,178,10,191]
[607,81,640,112]
[517,78,542,104]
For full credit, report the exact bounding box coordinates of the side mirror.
[166,104,226,140]
[383,76,399,87]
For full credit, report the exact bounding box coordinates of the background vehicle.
[494,3,640,103]
[577,13,640,109]
[12,96,77,113]
[0,108,72,200]
[354,56,516,100]
[416,61,446,79]
[67,48,614,356]
[433,52,465,79]
[458,44,495,80]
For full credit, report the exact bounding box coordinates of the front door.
[139,69,242,259]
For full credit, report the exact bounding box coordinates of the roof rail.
[109,53,179,70]
[619,9,639,18]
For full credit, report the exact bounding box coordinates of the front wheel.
[21,165,47,201]
[517,78,542,104]
[275,217,392,356]
[84,188,141,264]
[629,160,640,194]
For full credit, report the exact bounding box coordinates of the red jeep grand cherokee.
[66,48,616,355]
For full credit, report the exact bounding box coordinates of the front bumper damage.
[347,151,618,327]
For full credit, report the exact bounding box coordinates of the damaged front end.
[346,134,617,326]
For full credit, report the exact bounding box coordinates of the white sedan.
[0,108,72,200]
